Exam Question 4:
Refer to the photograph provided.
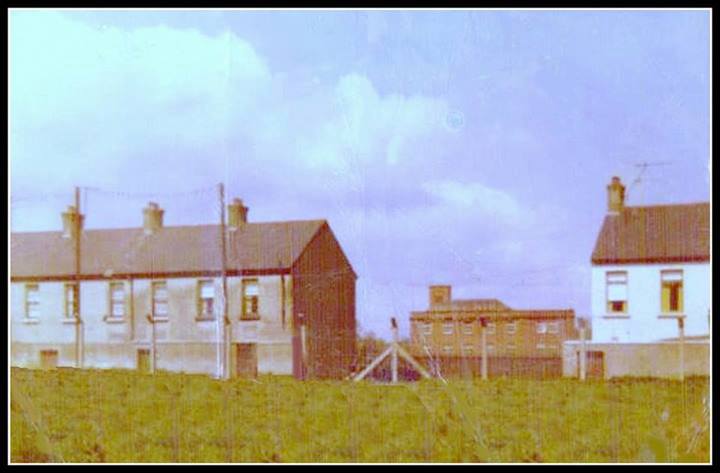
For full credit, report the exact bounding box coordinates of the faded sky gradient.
[9,9,711,339]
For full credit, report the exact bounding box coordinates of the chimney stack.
[61,205,84,239]
[429,285,452,307]
[607,176,625,214]
[228,198,249,230]
[143,202,164,234]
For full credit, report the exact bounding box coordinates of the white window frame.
[241,279,260,320]
[25,283,40,321]
[422,322,432,336]
[486,322,496,334]
[197,279,216,320]
[108,281,126,320]
[462,322,473,335]
[661,270,684,314]
[606,271,628,314]
[151,281,169,321]
[64,282,77,320]
[536,322,547,334]
[442,322,454,335]
[548,321,559,334]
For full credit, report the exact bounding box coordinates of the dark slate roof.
[10,220,326,279]
[591,203,710,265]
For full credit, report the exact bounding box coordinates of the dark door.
[137,349,151,373]
[236,343,258,378]
[578,350,605,379]
[40,350,58,370]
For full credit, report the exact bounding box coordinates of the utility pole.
[391,317,399,383]
[74,187,84,369]
[480,317,488,380]
[678,316,685,382]
[219,183,231,380]
[147,314,156,374]
[579,319,587,381]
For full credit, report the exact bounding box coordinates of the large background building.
[410,285,577,377]
[10,199,357,379]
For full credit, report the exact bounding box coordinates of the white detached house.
[564,176,710,379]
[591,177,710,342]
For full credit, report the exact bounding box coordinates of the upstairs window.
[241,279,259,320]
[197,280,215,320]
[661,270,684,313]
[536,322,547,334]
[442,322,454,335]
[462,322,473,335]
[506,321,517,334]
[422,322,432,335]
[606,271,628,314]
[64,283,77,319]
[486,322,496,334]
[548,321,559,334]
[109,282,125,319]
[25,284,40,319]
[152,281,168,320]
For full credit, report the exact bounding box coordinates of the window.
[462,345,474,355]
[536,342,546,350]
[422,323,432,335]
[548,321,559,334]
[109,282,125,319]
[487,343,495,352]
[507,343,516,352]
[442,345,453,355]
[536,322,547,334]
[152,281,168,320]
[462,322,473,335]
[661,270,684,313]
[486,322,496,334]
[25,284,39,319]
[606,271,628,314]
[197,279,215,320]
[241,279,259,320]
[442,322,454,335]
[64,283,77,319]
[506,322,517,334]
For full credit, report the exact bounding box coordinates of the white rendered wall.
[591,262,710,342]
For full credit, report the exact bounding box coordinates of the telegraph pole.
[74,187,83,369]
[480,317,488,380]
[219,183,231,379]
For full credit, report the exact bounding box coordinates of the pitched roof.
[591,203,710,265]
[10,220,326,280]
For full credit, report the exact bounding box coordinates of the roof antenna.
[627,161,673,205]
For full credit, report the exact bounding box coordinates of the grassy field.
[10,367,710,463]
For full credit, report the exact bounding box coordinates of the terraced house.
[410,285,578,377]
[10,199,357,379]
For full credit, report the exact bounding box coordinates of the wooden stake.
[678,316,685,382]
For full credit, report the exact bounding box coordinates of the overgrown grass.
[10,368,710,463]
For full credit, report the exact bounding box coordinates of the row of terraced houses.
[10,177,710,379]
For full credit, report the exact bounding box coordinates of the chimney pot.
[607,176,625,214]
[228,198,249,230]
[61,205,84,239]
[143,202,164,234]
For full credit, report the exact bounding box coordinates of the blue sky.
[9,9,710,339]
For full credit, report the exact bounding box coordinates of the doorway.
[40,350,58,370]
[137,349,151,373]
[235,343,257,378]
[578,350,605,379]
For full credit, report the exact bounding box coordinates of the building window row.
[536,321,559,334]
[23,278,261,322]
[606,269,684,315]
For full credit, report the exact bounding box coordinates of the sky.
[9,9,711,339]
